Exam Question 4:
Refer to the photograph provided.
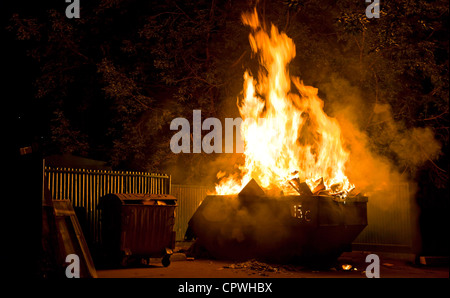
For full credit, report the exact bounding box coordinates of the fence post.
[168,175,172,194]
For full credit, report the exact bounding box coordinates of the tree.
[277,0,448,186]
[7,0,448,187]
[7,0,248,180]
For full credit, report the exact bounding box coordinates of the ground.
[96,244,448,278]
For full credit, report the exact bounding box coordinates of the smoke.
[311,75,443,252]
[318,75,441,198]
[188,73,443,259]
[190,194,301,262]
[314,75,441,260]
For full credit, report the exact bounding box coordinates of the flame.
[215,8,354,196]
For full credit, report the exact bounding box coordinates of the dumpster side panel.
[120,205,176,256]
[188,194,368,263]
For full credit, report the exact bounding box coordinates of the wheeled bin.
[99,193,177,267]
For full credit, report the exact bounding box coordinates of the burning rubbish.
[185,9,368,265]
[341,264,353,271]
[214,8,354,198]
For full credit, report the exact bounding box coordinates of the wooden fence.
[171,184,213,241]
[45,165,417,256]
[45,166,171,245]
[353,182,420,256]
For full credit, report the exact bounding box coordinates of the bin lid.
[100,193,177,206]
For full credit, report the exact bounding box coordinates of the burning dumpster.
[99,193,177,267]
[186,179,367,265]
[183,9,370,266]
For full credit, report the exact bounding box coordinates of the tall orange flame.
[215,8,353,196]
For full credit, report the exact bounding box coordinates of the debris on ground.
[222,258,365,276]
[223,259,294,276]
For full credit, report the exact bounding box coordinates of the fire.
[215,8,354,196]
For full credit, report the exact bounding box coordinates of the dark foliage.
[6,0,448,187]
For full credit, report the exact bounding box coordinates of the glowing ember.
[341,264,353,271]
[215,8,354,196]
